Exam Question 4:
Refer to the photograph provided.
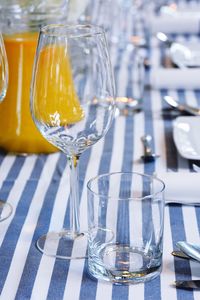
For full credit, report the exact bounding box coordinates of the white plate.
[170,43,200,68]
[173,116,200,160]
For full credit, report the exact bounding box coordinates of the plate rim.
[173,116,200,160]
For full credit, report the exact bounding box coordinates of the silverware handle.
[141,136,153,156]
[179,103,200,116]
[171,250,190,259]
[175,280,200,289]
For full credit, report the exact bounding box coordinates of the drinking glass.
[87,172,165,284]
[30,24,115,259]
[0,33,8,102]
[0,32,12,221]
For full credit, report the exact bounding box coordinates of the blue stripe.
[0,155,33,292]
[161,72,194,299]
[159,29,195,300]
[195,206,200,235]
[47,149,92,300]
[112,48,135,299]
[0,152,8,166]
[169,206,194,300]
[143,87,161,300]
[160,89,179,171]
[15,154,65,299]
[194,90,200,106]
[0,155,26,201]
[112,118,133,300]
[158,51,194,297]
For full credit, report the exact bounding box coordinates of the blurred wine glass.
[0,33,8,101]
[30,24,115,259]
[0,32,12,221]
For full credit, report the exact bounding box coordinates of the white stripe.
[0,155,38,247]
[182,205,200,300]
[160,206,177,300]
[151,43,161,69]
[151,89,177,298]
[129,108,145,299]
[95,43,126,298]
[117,49,130,96]
[110,116,126,173]
[0,155,16,186]
[95,111,126,300]
[1,154,60,300]
[30,162,70,300]
[132,111,144,172]
[185,90,198,107]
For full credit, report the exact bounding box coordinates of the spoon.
[156,32,195,68]
[156,31,173,47]
[176,241,200,262]
[172,248,200,290]
[163,95,200,116]
[193,164,200,173]
[141,135,159,162]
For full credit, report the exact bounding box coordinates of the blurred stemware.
[0,33,8,101]
[30,24,115,259]
[0,32,12,221]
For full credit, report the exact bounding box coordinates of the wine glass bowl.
[30,24,115,259]
[0,32,12,222]
[0,33,8,102]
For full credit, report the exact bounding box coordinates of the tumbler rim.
[41,23,105,39]
[87,171,165,201]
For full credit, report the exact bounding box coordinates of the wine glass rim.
[87,171,165,201]
[41,24,105,38]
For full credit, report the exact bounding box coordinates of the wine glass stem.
[68,155,80,236]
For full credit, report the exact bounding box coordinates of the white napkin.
[150,68,200,89]
[157,172,200,205]
[149,15,200,34]
[67,0,89,22]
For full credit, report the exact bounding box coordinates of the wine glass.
[0,32,12,221]
[30,24,115,259]
[0,33,8,102]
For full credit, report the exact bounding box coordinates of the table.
[1,2,200,300]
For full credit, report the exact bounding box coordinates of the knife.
[175,280,200,289]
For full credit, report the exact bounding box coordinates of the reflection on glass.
[0,33,8,101]
[0,32,12,221]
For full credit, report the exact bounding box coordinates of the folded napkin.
[68,0,89,22]
[149,14,200,34]
[157,172,200,205]
[150,68,200,89]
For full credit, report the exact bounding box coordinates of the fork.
[141,135,160,162]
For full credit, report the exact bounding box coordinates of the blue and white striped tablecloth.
[1,2,200,299]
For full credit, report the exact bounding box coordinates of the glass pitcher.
[0,0,68,154]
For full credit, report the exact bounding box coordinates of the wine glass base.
[0,200,13,222]
[36,230,88,259]
[115,97,142,117]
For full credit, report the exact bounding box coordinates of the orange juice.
[0,32,58,153]
[33,45,84,126]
